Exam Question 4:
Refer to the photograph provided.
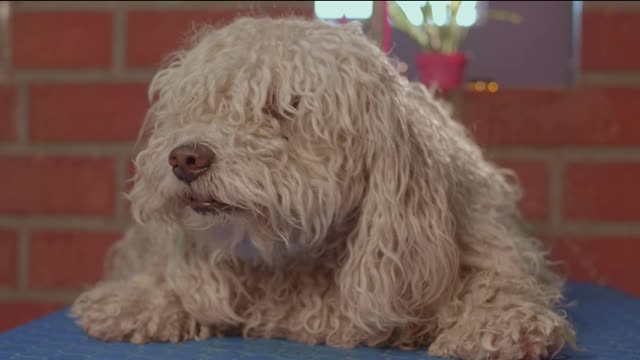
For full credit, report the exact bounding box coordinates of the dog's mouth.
[187,195,239,215]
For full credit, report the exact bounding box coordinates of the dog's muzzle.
[187,196,239,215]
[169,144,215,184]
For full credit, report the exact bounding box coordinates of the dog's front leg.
[427,236,577,360]
[71,270,208,344]
[429,276,575,360]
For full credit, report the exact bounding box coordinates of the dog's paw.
[138,306,213,344]
[71,280,210,344]
[429,331,553,360]
[71,281,142,342]
[428,310,574,360]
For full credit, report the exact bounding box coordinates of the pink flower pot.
[416,52,467,91]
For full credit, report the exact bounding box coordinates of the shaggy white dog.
[71,16,576,360]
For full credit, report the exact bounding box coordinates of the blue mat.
[1,282,639,360]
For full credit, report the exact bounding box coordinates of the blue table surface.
[1,282,639,360]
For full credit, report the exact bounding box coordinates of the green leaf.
[449,0,462,25]
[388,1,514,53]
[388,1,430,50]
[420,1,433,24]
[387,1,413,31]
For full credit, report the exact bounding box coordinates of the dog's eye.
[263,95,300,142]
[290,95,301,110]
[263,95,301,122]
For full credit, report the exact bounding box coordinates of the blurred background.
[0,0,639,332]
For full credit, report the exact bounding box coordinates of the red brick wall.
[464,2,640,300]
[0,0,313,332]
[0,0,639,333]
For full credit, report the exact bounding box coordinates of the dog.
[71,16,576,360]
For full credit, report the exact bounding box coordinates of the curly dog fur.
[71,16,576,360]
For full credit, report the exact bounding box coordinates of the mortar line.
[531,223,640,238]
[486,147,640,161]
[16,228,29,290]
[12,69,155,83]
[0,216,127,231]
[10,1,276,12]
[113,154,129,225]
[112,6,126,75]
[580,72,640,87]
[15,83,29,145]
[0,142,135,156]
[528,223,554,237]
[548,158,565,231]
[11,1,119,11]
[0,288,80,303]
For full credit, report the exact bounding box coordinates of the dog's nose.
[168,144,215,183]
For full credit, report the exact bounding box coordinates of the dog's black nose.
[168,144,215,183]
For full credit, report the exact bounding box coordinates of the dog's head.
[129,17,461,323]
[131,17,399,248]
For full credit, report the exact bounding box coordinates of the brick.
[0,156,115,216]
[126,8,313,67]
[29,84,148,142]
[582,9,640,71]
[548,237,640,298]
[29,231,121,289]
[464,88,640,146]
[0,231,18,287]
[497,161,549,221]
[563,163,640,221]
[11,12,112,69]
[0,86,17,140]
[0,302,65,332]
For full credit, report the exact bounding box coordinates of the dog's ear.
[337,84,461,336]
